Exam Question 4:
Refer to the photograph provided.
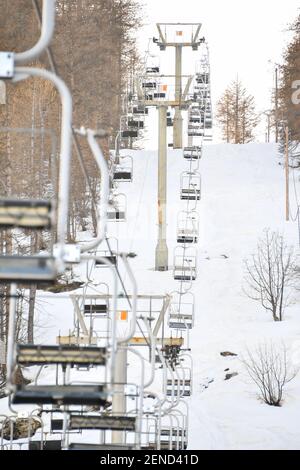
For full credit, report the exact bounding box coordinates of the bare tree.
[242,342,298,406]
[216,78,259,144]
[244,230,295,322]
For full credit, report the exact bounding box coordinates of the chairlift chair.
[168,291,195,330]
[183,146,202,160]
[188,126,204,137]
[153,92,166,99]
[180,172,201,201]
[173,246,197,282]
[176,211,199,244]
[121,130,138,139]
[142,81,157,89]
[132,106,148,115]
[166,365,192,397]
[12,384,109,407]
[196,72,210,84]
[159,427,188,450]
[84,299,109,317]
[127,119,144,129]
[68,415,136,431]
[16,344,107,367]
[107,193,126,222]
[113,156,133,182]
[166,378,192,398]
[0,255,58,284]
[0,198,52,230]
[146,66,160,74]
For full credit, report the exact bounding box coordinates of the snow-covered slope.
[112,143,300,450]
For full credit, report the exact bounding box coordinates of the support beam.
[112,347,127,444]
[155,106,168,271]
[153,295,171,337]
[173,46,183,149]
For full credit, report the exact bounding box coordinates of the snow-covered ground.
[2,142,300,450]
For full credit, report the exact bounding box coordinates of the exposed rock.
[220,351,238,357]
[225,372,238,381]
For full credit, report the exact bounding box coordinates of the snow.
[2,141,300,450]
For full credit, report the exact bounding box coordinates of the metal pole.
[155,106,168,271]
[15,0,56,65]
[5,284,17,392]
[285,126,289,221]
[15,67,72,248]
[173,45,183,149]
[112,346,127,445]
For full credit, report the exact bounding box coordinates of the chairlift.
[127,119,144,129]
[146,66,160,74]
[159,428,188,450]
[0,198,52,230]
[173,246,197,282]
[107,193,126,222]
[176,210,199,244]
[121,130,138,139]
[168,291,195,330]
[84,295,109,316]
[196,72,210,83]
[166,378,192,397]
[142,81,157,89]
[188,125,204,137]
[180,172,201,201]
[132,106,148,115]
[153,92,166,99]
[113,156,133,182]
[189,116,201,124]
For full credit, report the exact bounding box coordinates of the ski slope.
[111,142,300,450]
[1,142,300,450]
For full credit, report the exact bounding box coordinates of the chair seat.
[17,344,106,366]
[0,256,57,284]
[12,385,109,406]
[69,415,136,431]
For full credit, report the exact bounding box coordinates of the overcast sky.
[137,0,299,143]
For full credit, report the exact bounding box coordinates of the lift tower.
[155,23,203,149]
[136,74,193,271]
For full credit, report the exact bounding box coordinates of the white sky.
[137,0,300,143]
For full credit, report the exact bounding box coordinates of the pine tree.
[216,79,259,144]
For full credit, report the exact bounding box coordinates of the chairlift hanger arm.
[14,67,72,248]
[15,0,56,65]
[74,128,110,253]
